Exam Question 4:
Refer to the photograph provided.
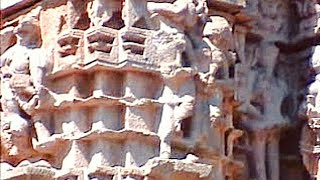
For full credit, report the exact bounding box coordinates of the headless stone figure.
[158,70,195,158]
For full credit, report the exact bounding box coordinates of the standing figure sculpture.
[200,15,234,83]
[147,0,207,158]
[200,16,243,157]
[0,13,47,164]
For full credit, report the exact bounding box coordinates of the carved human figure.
[157,69,195,158]
[147,0,207,71]
[147,0,206,159]
[234,41,283,180]
[236,42,279,121]
[0,14,46,163]
[235,63,262,120]
[198,16,235,149]
[200,16,234,84]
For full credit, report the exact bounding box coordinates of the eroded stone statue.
[199,15,234,83]
[146,0,207,72]
[0,12,46,164]
[146,0,208,159]
[158,69,196,158]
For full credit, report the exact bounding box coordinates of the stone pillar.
[252,132,267,180]
[267,130,280,180]
[314,128,320,180]
[317,156,320,180]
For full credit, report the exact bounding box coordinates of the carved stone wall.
[0,0,319,180]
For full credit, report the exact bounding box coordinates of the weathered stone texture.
[0,0,319,180]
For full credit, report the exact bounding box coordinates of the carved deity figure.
[200,16,234,84]
[235,54,262,120]
[235,42,280,122]
[147,0,207,159]
[0,14,46,163]
[198,16,234,132]
[234,41,284,180]
[197,16,243,157]
[157,69,196,159]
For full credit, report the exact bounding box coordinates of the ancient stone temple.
[0,0,319,179]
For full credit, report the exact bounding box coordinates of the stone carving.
[145,0,207,159]
[200,16,233,83]
[301,45,320,179]
[65,0,89,30]
[292,0,318,37]
[235,37,293,179]
[146,0,207,71]
[0,0,319,180]
[157,69,196,158]
[306,47,320,119]
[0,9,46,164]
[87,0,123,28]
